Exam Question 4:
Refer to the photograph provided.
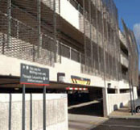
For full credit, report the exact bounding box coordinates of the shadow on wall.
[114,104,118,111]
[113,103,124,111]
[120,102,124,108]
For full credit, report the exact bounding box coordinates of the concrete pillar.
[102,88,108,117]
[115,88,120,94]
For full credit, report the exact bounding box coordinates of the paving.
[69,114,108,130]
[91,106,140,130]
[68,100,107,130]
[91,118,140,130]
[109,106,140,118]
[69,104,140,130]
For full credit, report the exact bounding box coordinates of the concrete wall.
[119,81,129,89]
[103,87,138,117]
[0,51,130,89]
[0,54,105,88]
[107,93,130,115]
[0,94,68,130]
[60,0,79,29]
[120,54,129,68]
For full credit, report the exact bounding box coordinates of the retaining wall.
[0,94,68,130]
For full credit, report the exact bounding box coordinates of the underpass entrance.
[68,87,104,117]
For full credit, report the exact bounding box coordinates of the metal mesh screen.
[0,0,60,66]
[69,0,120,79]
[0,0,122,81]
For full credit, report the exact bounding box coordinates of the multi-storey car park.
[0,0,139,116]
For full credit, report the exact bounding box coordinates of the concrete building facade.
[0,0,139,118]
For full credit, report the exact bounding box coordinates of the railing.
[120,53,129,68]
[0,11,57,66]
[0,11,120,80]
[121,51,128,60]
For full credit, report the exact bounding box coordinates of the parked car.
[135,99,140,113]
[129,99,140,113]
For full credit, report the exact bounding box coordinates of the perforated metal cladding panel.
[0,14,8,54]
[0,0,60,66]
[59,44,70,59]
[101,0,118,26]
[0,0,121,81]
[71,49,80,62]
[122,20,139,86]
[0,1,8,55]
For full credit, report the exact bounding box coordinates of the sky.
[113,0,140,70]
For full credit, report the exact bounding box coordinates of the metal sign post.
[130,87,133,115]
[9,93,12,130]
[43,86,46,130]
[22,84,26,130]
[20,63,49,130]
[30,93,32,130]
[131,79,136,114]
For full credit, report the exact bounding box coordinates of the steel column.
[89,0,93,72]
[43,86,46,130]
[95,0,100,75]
[37,0,42,58]
[9,93,12,130]
[53,0,57,62]
[83,0,86,72]
[22,84,26,130]
[30,93,32,130]
[2,34,5,54]
[7,0,11,48]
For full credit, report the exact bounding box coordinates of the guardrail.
[120,53,129,68]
